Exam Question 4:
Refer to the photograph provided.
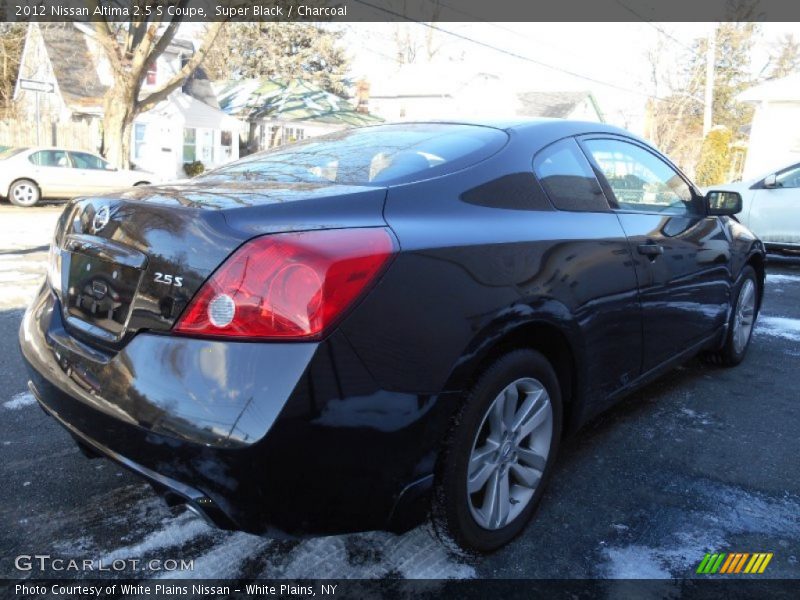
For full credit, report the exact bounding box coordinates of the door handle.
[637,243,664,260]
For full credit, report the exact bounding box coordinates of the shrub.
[183,161,205,177]
[695,127,732,187]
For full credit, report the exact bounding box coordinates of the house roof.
[369,65,501,99]
[139,91,242,131]
[39,23,107,112]
[217,78,383,126]
[738,74,800,103]
[32,23,219,114]
[516,91,602,120]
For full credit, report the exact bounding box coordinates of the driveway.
[1,205,798,580]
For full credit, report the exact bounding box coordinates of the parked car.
[0,146,155,207]
[711,162,800,253]
[19,120,765,552]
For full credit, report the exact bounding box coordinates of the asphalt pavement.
[1,204,798,581]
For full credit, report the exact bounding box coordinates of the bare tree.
[0,23,26,119]
[87,5,224,168]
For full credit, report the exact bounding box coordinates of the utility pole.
[703,24,717,138]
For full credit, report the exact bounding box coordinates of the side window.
[69,152,106,170]
[533,138,608,211]
[583,138,697,215]
[775,164,800,189]
[29,150,70,168]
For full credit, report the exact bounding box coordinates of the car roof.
[22,147,99,154]
[384,117,630,134]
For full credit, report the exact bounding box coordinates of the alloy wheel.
[466,377,553,530]
[733,278,756,354]
[12,183,37,205]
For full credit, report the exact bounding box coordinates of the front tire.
[706,265,759,366]
[432,349,563,552]
[8,179,40,207]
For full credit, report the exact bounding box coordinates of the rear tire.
[705,266,758,366]
[8,179,40,207]
[431,349,563,552]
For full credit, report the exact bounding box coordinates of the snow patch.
[101,511,210,564]
[600,480,800,579]
[4,392,36,410]
[756,316,800,342]
[604,545,671,578]
[766,273,800,285]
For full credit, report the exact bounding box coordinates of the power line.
[353,0,664,100]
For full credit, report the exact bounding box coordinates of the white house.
[367,64,604,123]
[14,23,241,180]
[738,74,800,179]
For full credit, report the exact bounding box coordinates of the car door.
[747,163,800,246]
[579,136,731,373]
[532,137,643,400]
[67,151,122,194]
[27,150,75,197]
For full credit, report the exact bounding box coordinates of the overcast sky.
[341,22,800,133]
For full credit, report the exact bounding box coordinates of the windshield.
[199,124,508,186]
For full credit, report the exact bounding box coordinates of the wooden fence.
[0,119,98,151]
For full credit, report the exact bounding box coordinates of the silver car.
[0,147,156,207]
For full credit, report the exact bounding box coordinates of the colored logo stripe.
[697,552,773,574]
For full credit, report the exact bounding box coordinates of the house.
[217,78,382,153]
[367,64,604,124]
[14,23,241,180]
[738,74,800,179]
[515,91,604,122]
[368,65,513,121]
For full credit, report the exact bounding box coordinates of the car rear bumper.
[19,285,458,535]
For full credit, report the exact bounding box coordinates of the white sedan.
[713,162,800,253]
[0,147,156,207]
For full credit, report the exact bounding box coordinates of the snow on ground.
[34,482,475,580]
[601,480,800,579]
[756,316,800,343]
[766,273,800,285]
[3,391,35,410]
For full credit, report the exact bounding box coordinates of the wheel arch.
[444,313,585,436]
[7,176,41,197]
[745,250,766,313]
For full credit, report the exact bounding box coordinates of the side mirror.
[763,174,777,188]
[705,190,742,216]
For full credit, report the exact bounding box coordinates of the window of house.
[146,63,157,85]
[133,123,147,160]
[533,138,608,212]
[183,128,196,162]
[583,138,697,215]
[69,152,108,170]
[29,150,70,168]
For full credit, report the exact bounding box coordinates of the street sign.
[19,79,55,94]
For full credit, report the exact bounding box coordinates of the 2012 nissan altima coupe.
[20,120,765,551]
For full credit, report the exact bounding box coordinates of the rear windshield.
[0,147,26,160]
[200,124,508,186]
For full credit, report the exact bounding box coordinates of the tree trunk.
[102,84,136,169]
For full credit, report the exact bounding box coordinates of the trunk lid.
[52,181,388,349]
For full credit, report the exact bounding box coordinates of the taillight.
[173,228,395,339]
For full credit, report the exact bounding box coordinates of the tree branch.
[135,22,224,113]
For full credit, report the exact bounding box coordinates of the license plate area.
[64,252,142,339]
